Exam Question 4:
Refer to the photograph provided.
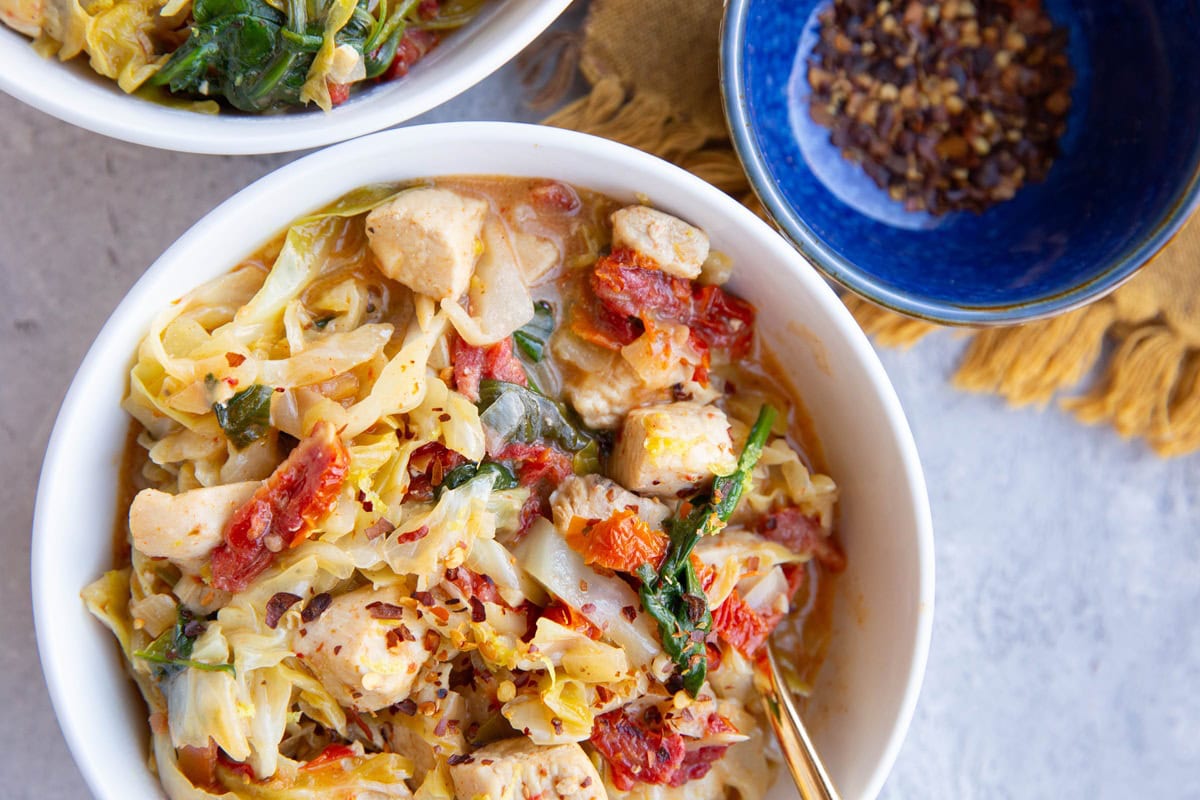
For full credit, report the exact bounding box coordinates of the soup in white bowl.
[32,122,933,799]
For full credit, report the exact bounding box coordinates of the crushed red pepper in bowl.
[808,0,1074,215]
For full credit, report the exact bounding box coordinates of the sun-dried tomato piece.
[384,29,437,81]
[591,248,693,324]
[327,81,350,106]
[529,180,581,213]
[491,442,573,488]
[566,509,668,574]
[711,590,776,658]
[758,507,847,572]
[452,335,527,402]
[590,707,687,790]
[689,285,756,359]
[210,422,348,592]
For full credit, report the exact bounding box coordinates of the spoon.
[761,643,842,800]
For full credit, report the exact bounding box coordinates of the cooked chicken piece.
[611,206,709,279]
[365,188,488,301]
[0,0,41,37]
[551,474,670,532]
[385,691,467,781]
[129,482,258,561]
[610,402,736,498]
[561,354,652,430]
[293,585,436,713]
[448,737,604,800]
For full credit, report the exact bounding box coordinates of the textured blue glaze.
[723,0,1200,323]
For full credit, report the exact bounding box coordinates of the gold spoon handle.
[761,644,842,800]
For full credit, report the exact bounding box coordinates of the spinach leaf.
[133,607,235,678]
[213,384,274,449]
[151,0,374,112]
[638,404,777,695]
[437,460,519,498]
[513,301,555,363]
[477,379,593,453]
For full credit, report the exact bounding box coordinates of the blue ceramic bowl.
[722,0,1200,325]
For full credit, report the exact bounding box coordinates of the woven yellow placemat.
[538,0,1200,457]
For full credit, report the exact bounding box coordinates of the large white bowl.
[32,122,934,799]
[0,0,571,154]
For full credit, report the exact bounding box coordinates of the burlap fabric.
[538,0,1200,457]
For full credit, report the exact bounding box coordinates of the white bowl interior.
[0,0,571,154]
[32,123,933,799]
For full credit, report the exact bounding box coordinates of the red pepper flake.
[621,605,638,622]
[301,593,332,623]
[469,597,487,623]
[551,717,564,734]
[394,525,430,545]
[224,352,246,367]
[434,716,449,737]
[447,754,473,766]
[366,601,406,620]
[362,500,374,512]
[581,602,597,614]
[412,591,435,606]
[333,645,342,655]
[392,699,417,716]
[364,518,395,540]
[265,592,301,629]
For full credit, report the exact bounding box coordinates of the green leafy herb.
[437,460,519,498]
[638,404,777,695]
[477,380,593,453]
[151,0,377,112]
[513,301,555,363]
[133,607,235,678]
[214,384,274,449]
[313,315,336,329]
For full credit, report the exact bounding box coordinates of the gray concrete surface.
[2,4,1198,797]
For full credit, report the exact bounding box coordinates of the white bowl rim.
[31,121,934,799]
[0,0,572,154]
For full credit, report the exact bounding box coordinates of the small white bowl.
[0,0,571,154]
[32,122,934,799]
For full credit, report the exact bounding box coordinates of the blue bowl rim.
[720,0,1200,327]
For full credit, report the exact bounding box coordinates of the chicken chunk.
[0,0,41,36]
[551,474,670,532]
[129,482,258,562]
[448,738,604,800]
[611,205,709,279]
[365,188,489,301]
[559,340,693,430]
[293,585,436,712]
[610,403,736,497]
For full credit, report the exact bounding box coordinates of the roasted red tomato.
[210,421,349,592]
